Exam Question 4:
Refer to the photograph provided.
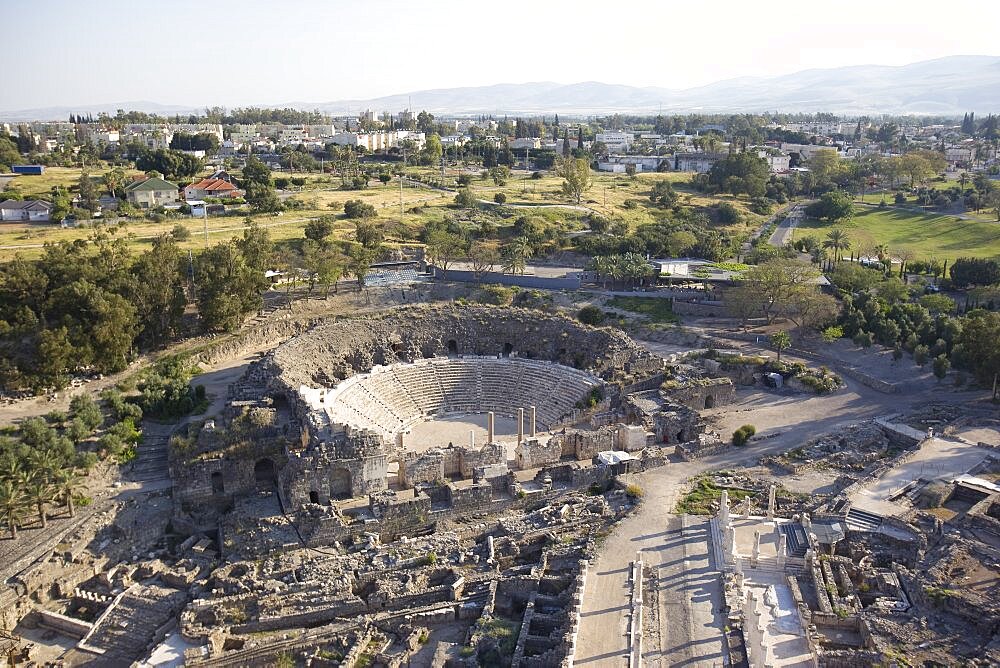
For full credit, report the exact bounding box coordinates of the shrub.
[344,199,377,219]
[914,344,929,366]
[932,354,950,380]
[821,325,843,342]
[732,424,757,446]
[577,305,606,326]
[894,192,907,205]
[454,187,476,208]
[171,223,192,241]
[493,192,506,204]
[625,483,643,498]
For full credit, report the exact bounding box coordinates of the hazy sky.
[4,0,1000,111]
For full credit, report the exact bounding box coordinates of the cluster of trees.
[241,157,281,212]
[588,253,654,288]
[727,259,839,330]
[135,148,202,180]
[0,219,278,390]
[577,211,726,261]
[805,190,854,222]
[168,132,220,153]
[949,258,1000,288]
[0,395,119,537]
[835,281,1000,394]
[698,152,771,197]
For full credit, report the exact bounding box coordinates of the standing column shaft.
[517,408,524,443]
[487,411,495,444]
[530,405,537,437]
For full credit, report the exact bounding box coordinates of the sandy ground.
[406,413,521,453]
[850,437,996,516]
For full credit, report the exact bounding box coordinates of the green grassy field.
[605,296,677,323]
[0,165,761,260]
[794,206,1000,262]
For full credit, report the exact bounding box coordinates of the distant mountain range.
[4,56,1000,121]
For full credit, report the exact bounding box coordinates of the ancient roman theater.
[169,305,733,538]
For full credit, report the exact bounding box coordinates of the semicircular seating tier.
[300,356,604,438]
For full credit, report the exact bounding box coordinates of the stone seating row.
[321,357,602,437]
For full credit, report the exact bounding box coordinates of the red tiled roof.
[186,178,237,192]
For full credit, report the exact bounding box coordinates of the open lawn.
[605,296,678,323]
[1,164,763,260]
[793,205,1000,262]
[3,165,117,200]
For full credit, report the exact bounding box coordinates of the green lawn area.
[794,205,1000,262]
[605,296,677,323]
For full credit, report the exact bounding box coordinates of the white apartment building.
[510,138,541,150]
[329,130,426,152]
[595,131,632,152]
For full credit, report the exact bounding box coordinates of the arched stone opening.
[210,471,224,494]
[502,342,513,357]
[447,339,458,355]
[309,490,320,504]
[330,469,352,499]
[704,395,715,409]
[254,458,277,488]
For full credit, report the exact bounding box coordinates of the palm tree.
[501,237,532,275]
[822,229,851,265]
[589,256,614,290]
[24,478,53,529]
[0,480,27,539]
[53,469,81,518]
[621,252,653,289]
[0,457,26,485]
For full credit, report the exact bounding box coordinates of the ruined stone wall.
[398,443,505,489]
[652,405,702,444]
[282,448,389,505]
[400,451,446,487]
[516,438,564,469]
[665,377,735,411]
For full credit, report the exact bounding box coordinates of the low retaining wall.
[431,267,582,290]
[36,610,93,639]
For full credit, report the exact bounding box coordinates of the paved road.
[768,204,804,247]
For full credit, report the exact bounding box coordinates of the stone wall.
[516,438,564,469]
[666,377,735,411]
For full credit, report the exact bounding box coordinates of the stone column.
[396,432,405,449]
[469,430,475,448]
[487,412,495,444]
[727,526,737,564]
[751,530,760,568]
[777,533,787,569]
[517,407,524,444]
[767,484,776,520]
[741,495,751,518]
[530,405,537,437]
[719,489,730,527]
